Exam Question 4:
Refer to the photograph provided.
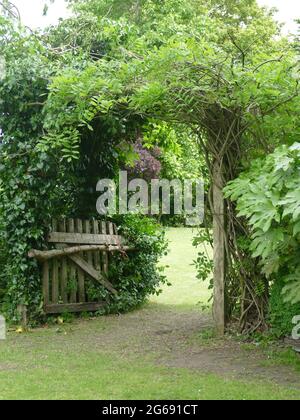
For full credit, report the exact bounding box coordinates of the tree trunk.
[212,159,225,335]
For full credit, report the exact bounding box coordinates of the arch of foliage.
[66,0,300,333]
[60,0,300,333]
[0,1,299,334]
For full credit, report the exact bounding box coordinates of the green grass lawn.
[0,322,299,400]
[0,228,299,400]
[0,337,299,400]
[151,227,212,309]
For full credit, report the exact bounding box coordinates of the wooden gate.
[29,219,130,314]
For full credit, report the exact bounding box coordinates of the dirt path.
[75,227,300,390]
[2,303,299,396]
[3,228,298,396]
[78,305,298,389]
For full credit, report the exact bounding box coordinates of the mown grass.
[0,228,299,400]
[0,326,299,400]
[261,348,300,372]
[151,227,212,309]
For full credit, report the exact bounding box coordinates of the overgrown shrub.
[225,143,300,305]
[109,214,168,312]
[0,144,55,322]
[225,142,300,335]
[269,278,300,338]
[126,141,162,182]
[0,18,167,322]
[84,214,168,314]
[193,229,213,286]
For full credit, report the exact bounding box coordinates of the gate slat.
[68,219,77,303]
[85,220,94,268]
[43,261,49,305]
[59,220,68,303]
[51,219,59,304]
[52,259,59,304]
[92,219,101,272]
[52,219,58,232]
[77,219,86,303]
[101,221,109,274]
[113,224,118,236]
[108,222,115,245]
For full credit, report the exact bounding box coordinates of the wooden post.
[17,304,28,329]
[213,160,225,336]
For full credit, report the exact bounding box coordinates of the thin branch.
[253,56,284,72]
[0,0,20,21]
[262,88,299,116]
